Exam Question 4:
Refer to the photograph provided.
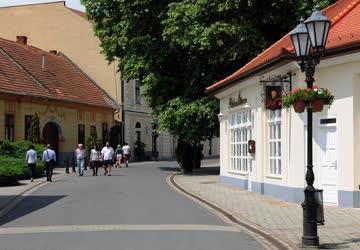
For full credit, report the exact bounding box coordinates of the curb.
[168,173,297,250]
[0,173,66,219]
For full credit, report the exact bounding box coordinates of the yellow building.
[0,36,115,165]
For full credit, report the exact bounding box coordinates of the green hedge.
[0,140,45,186]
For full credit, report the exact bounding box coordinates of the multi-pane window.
[25,115,33,140]
[268,110,282,176]
[230,110,252,173]
[5,114,14,142]
[78,124,85,145]
[135,79,141,104]
[102,123,108,144]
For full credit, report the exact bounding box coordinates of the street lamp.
[290,7,331,247]
[151,118,159,161]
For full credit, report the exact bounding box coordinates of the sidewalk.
[172,164,360,249]
[0,169,67,215]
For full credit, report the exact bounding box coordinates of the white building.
[206,0,360,207]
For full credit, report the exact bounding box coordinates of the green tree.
[28,113,40,144]
[81,0,335,171]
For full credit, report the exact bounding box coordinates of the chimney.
[16,36,27,45]
[49,50,57,55]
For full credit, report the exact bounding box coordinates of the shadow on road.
[188,166,220,176]
[0,195,66,226]
[158,166,182,172]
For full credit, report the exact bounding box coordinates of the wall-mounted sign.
[265,86,282,110]
[229,92,247,108]
[259,72,292,110]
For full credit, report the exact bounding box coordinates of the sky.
[0,0,85,11]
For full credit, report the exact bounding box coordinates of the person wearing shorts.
[115,144,123,168]
[101,142,114,176]
[122,142,131,168]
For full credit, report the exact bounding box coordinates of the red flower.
[287,91,292,95]
[307,88,311,92]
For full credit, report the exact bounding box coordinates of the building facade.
[206,0,360,207]
[0,1,180,159]
[0,36,115,165]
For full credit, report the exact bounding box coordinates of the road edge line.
[167,173,297,250]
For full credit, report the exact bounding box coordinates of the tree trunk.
[176,141,193,174]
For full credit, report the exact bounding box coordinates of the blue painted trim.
[221,175,360,207]
[221,175,248,190]
[338,190,360,208]
[220,175,303,203]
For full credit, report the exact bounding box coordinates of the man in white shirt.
[42,144,56,182]
[25,145,37,182]
[122,143,131,168]
[101,142,114,176]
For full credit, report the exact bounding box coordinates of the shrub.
[0,140,45,186]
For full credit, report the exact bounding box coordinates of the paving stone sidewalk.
[173,167,360,249]
[0,169,67,213]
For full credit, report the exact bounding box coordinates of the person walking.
[115,144,123,168]
[90,144,100,176]
[122,142,131,168]
[42,144,56,182]
[101,142,114,176]
[25,145,37,182]
[75,144,86,176]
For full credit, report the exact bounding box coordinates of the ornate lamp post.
[151,118,159,161]
[290,7,331,247]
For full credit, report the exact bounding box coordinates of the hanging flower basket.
[311,99,324,112]
[293,100,306,113]
[282,85,334,113]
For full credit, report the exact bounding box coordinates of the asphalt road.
[0,161,263,250]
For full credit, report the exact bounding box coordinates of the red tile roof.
[0,37,116,109]
[206,0,360,94]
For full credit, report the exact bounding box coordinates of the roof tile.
[0,37,115,109]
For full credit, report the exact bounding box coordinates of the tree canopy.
[81,0,335,143]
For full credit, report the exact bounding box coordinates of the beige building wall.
[0,2,121,106]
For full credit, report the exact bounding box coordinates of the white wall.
[215,52,360,198]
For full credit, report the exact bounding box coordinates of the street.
[0,161,263,250]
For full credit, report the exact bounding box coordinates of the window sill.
[266,175,282,180]
[228,171,249,176]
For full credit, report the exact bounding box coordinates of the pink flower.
[287,91,292,95]
[313,85,318,89]
[307,88,311,92]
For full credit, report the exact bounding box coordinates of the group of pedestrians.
[78,141,131,177]
[25,142,131,182]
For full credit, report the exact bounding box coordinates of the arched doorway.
[42,122,59,157]
[110,124,123,149]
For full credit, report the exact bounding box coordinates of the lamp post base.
[302,236,319,247]
[302,188,319,247]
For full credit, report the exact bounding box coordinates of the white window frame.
[229,110,252,174]
[267,109,282,176]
